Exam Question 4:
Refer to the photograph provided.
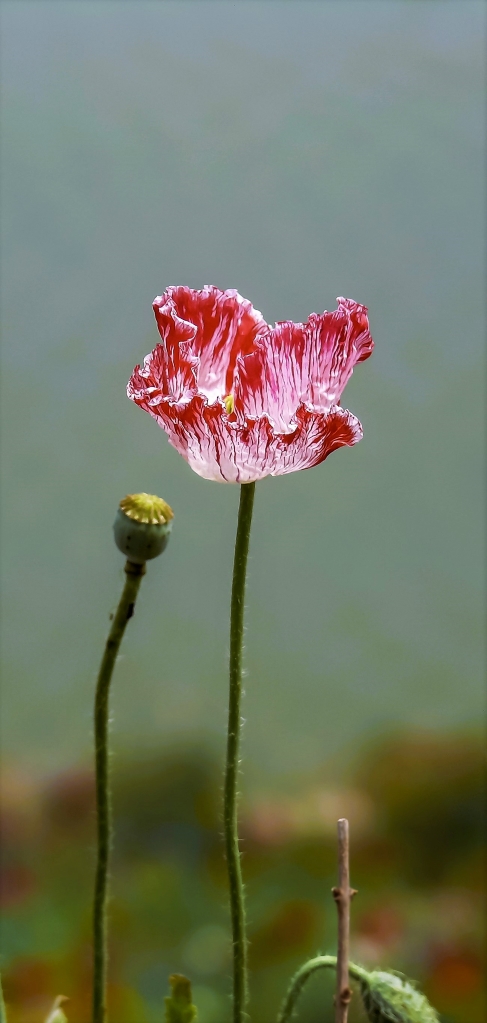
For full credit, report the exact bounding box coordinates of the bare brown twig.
[332,818,358,1023]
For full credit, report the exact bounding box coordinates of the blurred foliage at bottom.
[0,730,484,1023]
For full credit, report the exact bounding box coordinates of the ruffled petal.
[129,302,199,405]
[233,298,373,429]
[131,389,363,483]
[153,286,265,403]
[305,296,373,407]
[128,289,372,483]
[233,321,307,432]
[266,404,363,476]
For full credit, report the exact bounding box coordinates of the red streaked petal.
[335,297,374,362]
[129,389,363,483]
[233,321,307,431]
[269,404,363,475]
[233,297,373,429]
[128,289,372,482]
[128,298,199,405]
[153,286,265,403]
[128,342,198,405]
[304,297,374,406]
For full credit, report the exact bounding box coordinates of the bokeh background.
[0,2,485,1021]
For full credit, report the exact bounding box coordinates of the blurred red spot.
[44,770,95,830]
[357,906,404,946]
[249,900,320,968]
[0,864,36,908]
[427,947,484,999]
[2,957,53,1003]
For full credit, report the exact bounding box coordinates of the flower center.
[223,394,235,414]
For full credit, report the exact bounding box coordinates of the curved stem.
[277,956,368,1023]
[92,559,146,1023]
[224,482,256,1023]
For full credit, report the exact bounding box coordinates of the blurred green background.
[0,2,485,1021]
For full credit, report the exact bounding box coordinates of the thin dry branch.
[332,818,358,1023]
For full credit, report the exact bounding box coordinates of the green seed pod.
[113,493,174,564]
[359,970,439,1023]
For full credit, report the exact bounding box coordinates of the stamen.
[223,394,235,414]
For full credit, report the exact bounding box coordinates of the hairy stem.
[92,559,146,1023]
[224,481,256,1023]
[277,956,367,1023]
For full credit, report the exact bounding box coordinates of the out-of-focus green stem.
[0,972,7,1023]
[92,559,146,1023]
[277,956,368,1023]
[224,482,256,1023]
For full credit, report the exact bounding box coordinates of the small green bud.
[44,996,69,1023]
[359,970,439,1023]
[113,493,174,564]
[164,974,198,1023]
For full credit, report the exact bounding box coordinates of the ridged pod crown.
[119,492,174,524]
[114,493,174,563]
[359,971,439,1023]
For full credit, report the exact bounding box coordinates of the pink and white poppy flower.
[128,286,373,483]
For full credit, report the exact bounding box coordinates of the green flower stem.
[277,956,367,1023]
[224,481,256,1023]
[92,559,146,1023]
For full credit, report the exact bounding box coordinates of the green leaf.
[359,970,439,1023]
[164,974,198,1023]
